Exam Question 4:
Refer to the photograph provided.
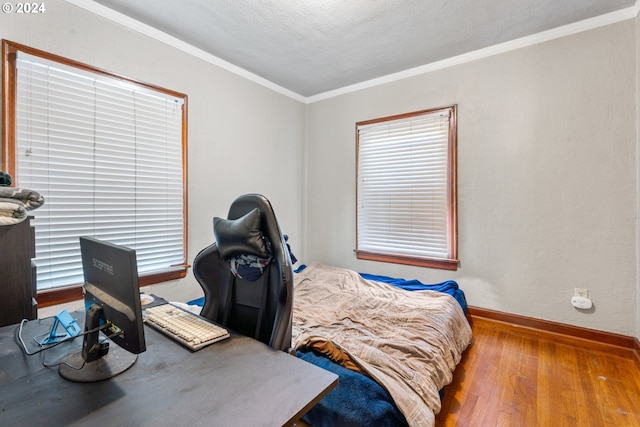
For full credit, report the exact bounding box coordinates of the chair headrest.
[213,208,270,260]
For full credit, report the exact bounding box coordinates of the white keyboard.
[144,304,230,351]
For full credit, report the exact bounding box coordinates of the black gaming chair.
[192,194,294,352]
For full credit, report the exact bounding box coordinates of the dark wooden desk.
[0,315,338,426]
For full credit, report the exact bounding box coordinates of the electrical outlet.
[574,288,588,298]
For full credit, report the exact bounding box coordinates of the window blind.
[15,52,186,291]
[357,108,455,262]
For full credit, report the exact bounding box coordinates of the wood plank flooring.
[435,316,640,426]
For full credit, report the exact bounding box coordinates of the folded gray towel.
[0,187,44,210]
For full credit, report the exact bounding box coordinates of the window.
[356,105,458,270]
[2,40,188,305]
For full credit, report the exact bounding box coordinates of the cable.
[41,329,121,370]
[15,318,111,356]
[16,317,125,372]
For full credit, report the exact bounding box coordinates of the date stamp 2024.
[2,2,46,14]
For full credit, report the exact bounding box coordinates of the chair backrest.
[193,194,293,351]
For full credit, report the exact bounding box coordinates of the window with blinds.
[2,41,188,294]
[356,106,458,270]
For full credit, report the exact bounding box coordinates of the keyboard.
[143,303,230,351]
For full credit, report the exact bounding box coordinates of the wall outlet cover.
[571,296,592,309]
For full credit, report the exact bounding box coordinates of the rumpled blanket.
[292,262,472,427]
[0,187,44,225]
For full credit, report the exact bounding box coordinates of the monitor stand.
[58,346,138,382]
[58,303,138,382]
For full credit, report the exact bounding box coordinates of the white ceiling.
[84,0,637,99]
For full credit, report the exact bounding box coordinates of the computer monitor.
[58,236,146,382]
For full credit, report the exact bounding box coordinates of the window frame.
[1,40,189,307]
[355,105,458,270]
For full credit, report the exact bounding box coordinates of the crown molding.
[66,0,638,105]
[307,3,640,103]
[63,0,306,103]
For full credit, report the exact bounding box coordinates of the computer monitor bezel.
[80,235,146,355]
[58,236,146,382]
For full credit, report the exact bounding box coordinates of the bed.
[291,262,472,427]
[187,259,471,426]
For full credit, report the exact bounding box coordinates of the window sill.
[36,266,189,308]
[356,251,459,271]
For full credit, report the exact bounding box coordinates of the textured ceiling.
[90,0,636,97]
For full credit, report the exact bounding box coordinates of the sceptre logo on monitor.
[92,258,114,275]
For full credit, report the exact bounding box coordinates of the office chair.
[193,194,294,352]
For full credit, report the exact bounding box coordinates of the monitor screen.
[58,236,146,382]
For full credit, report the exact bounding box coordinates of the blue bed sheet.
[293,264,467,313]
[358,272,468,314]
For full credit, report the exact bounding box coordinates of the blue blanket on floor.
[297,349,408,427]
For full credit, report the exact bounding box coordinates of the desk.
[0,314,338,426]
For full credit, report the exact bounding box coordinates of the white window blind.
[14,51,186,291]
[357,107,457,266]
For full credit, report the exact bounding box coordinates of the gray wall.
[305,20,638,337]
[637,12,640,341]
[0,0,306,304]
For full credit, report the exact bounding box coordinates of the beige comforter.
[292,262,472,427]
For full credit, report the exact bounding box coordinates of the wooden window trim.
[1,40,189,307]
[355,106,458,270]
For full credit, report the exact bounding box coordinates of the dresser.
[0,217,37,327]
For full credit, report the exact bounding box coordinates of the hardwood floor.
[435,316,640,426]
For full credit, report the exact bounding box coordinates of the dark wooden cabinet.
[0,217,37,327]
